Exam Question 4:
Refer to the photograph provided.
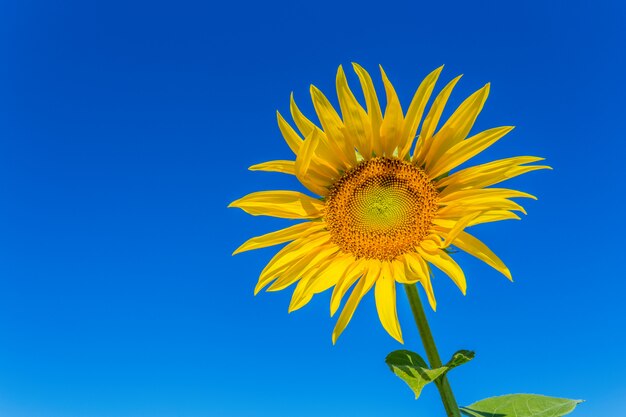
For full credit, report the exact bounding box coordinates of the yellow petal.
[428,126,515,179]
[418,247,466,295]
[434,210,521,228]
[233,221,326,255]
[403,253,436,310]
[331,278,366,344]
[249,160,296,175]
[469,210,521,224]
[498,164,552,184]
[439,188,537,204]
[413,75,462,164]
[352,63,383,155]
[310,85,343,134]
[437,156,549,192]
[229,191,324,219]
[288,254,353,313]
[290,93,317,137]
[276,111,303,155]
[336,65,372,158]
[310,85,356,167]
[437,189,535,219]
[266,247,326,293]
[308,254,355,295]
[255,232,330,294]
[289,117,343,181]
[441,212,481,248]
[419,275,437,312]
[257,239,304,288]
[425,84,490,167]
[438,199,528,217]
[332,261,379,344]
[403,253,430,280]
[288,275,315,313]
[379,66,404,156]
[295,129,334,196]
[454,231,512,280]
[390,259,415,284]
[440,156,544,183]
[420,235,443,252]
[398,66,443,159]
[268,244,339,292]
[330,259,366,316]
[375,265,403,343]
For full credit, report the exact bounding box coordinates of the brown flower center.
[324,157,439,261]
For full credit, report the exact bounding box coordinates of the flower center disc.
[325,157,439,261]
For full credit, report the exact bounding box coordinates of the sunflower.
[229,64,549,344]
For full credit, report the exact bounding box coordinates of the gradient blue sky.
[1,1,625,416]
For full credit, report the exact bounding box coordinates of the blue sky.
[1,1,625,416]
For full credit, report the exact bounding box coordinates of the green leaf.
[444,349,475,368]
[386,349,474,399]
[461,394,583,417]
[385,350,446,399]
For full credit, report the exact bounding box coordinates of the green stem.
[403,284,461,417]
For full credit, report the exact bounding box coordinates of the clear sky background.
[1,1,625,416]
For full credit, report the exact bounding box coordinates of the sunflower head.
[230,64,549,344]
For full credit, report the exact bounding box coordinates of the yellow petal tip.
[426,296,438,312]
[502,270,513,281]
[253,284,264,296]
[351,62,363,69]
